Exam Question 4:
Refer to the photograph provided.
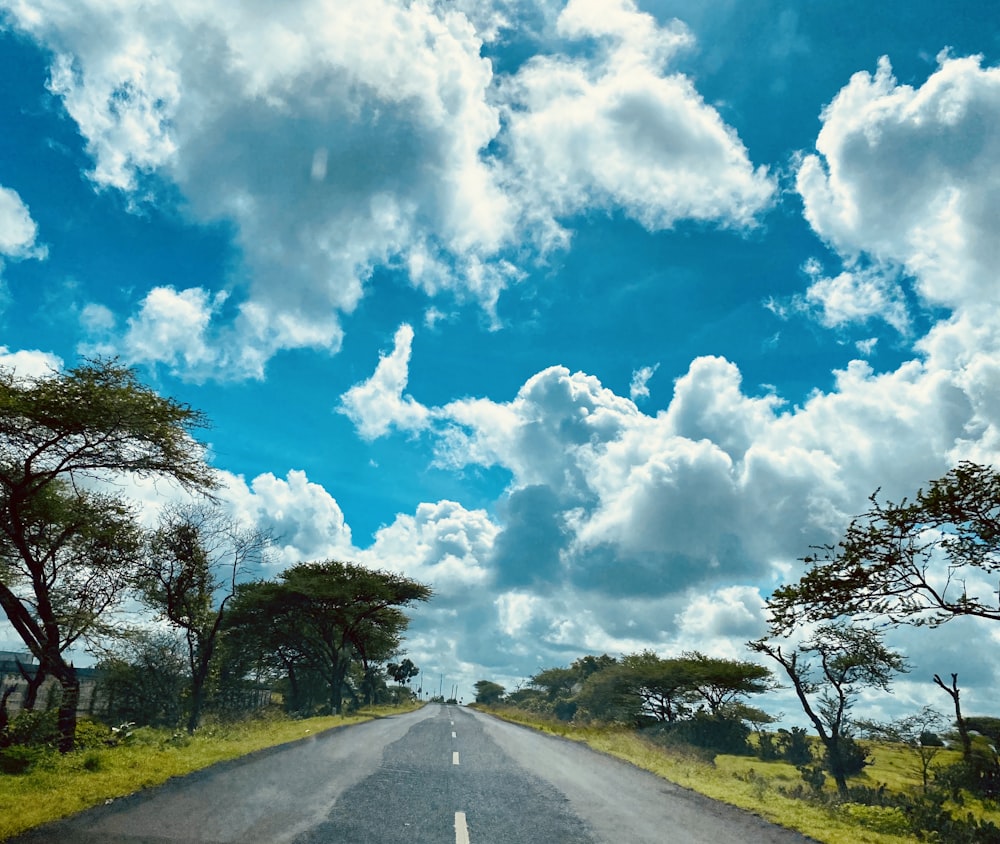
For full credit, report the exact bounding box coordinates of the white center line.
[452,731,457,738]
[452,751,460,765]
[455,811,470,844]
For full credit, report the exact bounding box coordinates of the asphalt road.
[11,705,815,843]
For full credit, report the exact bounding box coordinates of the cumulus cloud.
[0,186,45,261]
[0,346,62,377]
[4,0,774,378]
[500,0,775,241]
[797,52,1000,312]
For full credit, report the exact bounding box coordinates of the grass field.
[0,703,421,841]
[479,707,1000,844]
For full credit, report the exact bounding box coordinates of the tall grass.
[0,703,420,841]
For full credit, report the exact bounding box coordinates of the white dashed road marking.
[455,811,470,844]
[453,751,460,765]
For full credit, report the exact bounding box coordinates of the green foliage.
[769,461,1000,630]
[225,561,431,715]
[3,708,59,748]
[97,631,188,728]
[0,359,217,752]
[652,713,752,756]
[750,623,906,799]
[755,727,813,765]
[72,719,116,750]
[474,680,505,704]
[0,744,48,774]
[823,735,869,778]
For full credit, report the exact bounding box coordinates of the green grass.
[0,703,421,841]
[476,707,1000,844]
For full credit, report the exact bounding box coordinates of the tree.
[682,651,775,715]
[387,658,419,686]
[769,462,1000,632]
[933,673,972,762]
[137,503,270,733]
[0,359,216,751]
[227,561,430,714]
[474,680,505,704]
[749,624,908,799]
[856,706,946,793]
[96,630,187,728]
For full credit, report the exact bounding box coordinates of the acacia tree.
[769,462,1000,632]
[0,360,216,751]
[683,651,775,715]
[136,503,270,733]
[227,561,431,714]
[474,680,505,704]
[749,624,908,799]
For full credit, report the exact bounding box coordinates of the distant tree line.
[0,360,431,754]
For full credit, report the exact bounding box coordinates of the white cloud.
[801,267,910,333]
[338,324,431,440]
[5,1,775,378]
[629,364,658,401]
[500,0,775,239]
[797,53,1000,312]
[0,186,45,261]
[0,347,62,377]
[218,469,354,569]
[359,499,498,597]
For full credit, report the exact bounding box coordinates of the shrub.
[778,727,812,765]
[74,719,116,749]
[0,745,48,775]
[824,736,869,778]
[4,710,59,748]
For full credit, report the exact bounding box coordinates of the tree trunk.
[49,660,80,753]
[822,734,851,800]
[934,673,971,762]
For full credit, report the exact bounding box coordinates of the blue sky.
[2,0,1000,717]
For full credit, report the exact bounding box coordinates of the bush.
[3,710,59,748]
[73,719,116,749]
[824,736,869,778]
[648,714,751,756]
[0,745,48,775]
[779,727,813,766]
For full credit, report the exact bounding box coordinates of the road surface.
[12,704,815,843]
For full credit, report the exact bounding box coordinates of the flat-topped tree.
[0,359,217,751]
[226,561,431,715]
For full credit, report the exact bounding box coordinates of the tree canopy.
[226,560,431,714]
[0,359,216,751]
[137,503,270,732]
[769,462,1000,631]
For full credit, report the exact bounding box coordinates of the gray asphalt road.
[11,705,815,843]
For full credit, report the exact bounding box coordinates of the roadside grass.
[0,703,421,841]
[477,706,1000,844]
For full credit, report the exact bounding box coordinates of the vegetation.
[477,705,1000,843]
[224,561,431,714]
[0,359,218,751]
[472,462,1000,840]
[768,461,1000,631]
[0,704,421,841]
[0,358,430,758]
[749,624,907,798]
[137,503,271,733]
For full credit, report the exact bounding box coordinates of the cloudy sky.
[2,0,999,718]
